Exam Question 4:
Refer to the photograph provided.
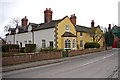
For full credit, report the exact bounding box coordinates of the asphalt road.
[2,49,118,78]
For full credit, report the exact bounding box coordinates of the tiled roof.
[32,16,68,31]
[76,25,91,33]
[33,20,60,31]
[7,16,69,35]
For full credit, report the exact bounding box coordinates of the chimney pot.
[44,8,53,23]
[70,14,76,26]
[91,20,95,28]
[108,24,111,30]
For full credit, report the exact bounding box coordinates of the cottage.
[5,8,104,50]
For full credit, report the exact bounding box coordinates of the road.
[2,48,118,78]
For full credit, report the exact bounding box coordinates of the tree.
[4,18,20,32]
[105,30,114,46]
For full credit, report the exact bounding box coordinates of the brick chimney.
[21,16,28,27]
[91,20,95,28]
[44,8,53,23]
[70,14,76,26]
[108,24,111,31]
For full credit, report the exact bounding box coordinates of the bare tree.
[4,18,20,32]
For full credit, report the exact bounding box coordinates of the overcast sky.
[0,0,119,38]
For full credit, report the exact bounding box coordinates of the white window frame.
[66,25,69,32]
[42,40,46,48]
[64,39,71,49]
[72,39,76,49]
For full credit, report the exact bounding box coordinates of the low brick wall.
[2,47,112,66]
[68,47,109,57]
[2,51,62,66]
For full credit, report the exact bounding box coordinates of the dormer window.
[16,28,19,33]
[66,25,69,32]
[9,30,11,34]
[28,25,32,31]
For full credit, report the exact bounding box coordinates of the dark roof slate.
[76,25,91,33]
[62,32,76,37]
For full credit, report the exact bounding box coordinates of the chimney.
[44,8,53,23]
[108,24,111,31]
[114,25,117,27]
[91,20,95,28]
[70,14,76,26]
[21,16,28,27]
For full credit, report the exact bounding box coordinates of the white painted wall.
[6,28,55,49]
[34,28,55,49]
[6,35,15,44]
[15,32,32,47]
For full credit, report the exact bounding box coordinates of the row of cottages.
[5,8,104,50]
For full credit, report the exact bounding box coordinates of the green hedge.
[25,44,36,53]
[84,42,100,49]
[2,44,19,52]
[19,47,25,53]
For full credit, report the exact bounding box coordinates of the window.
[49,41,53,48]
[42,40,46,48]
[66,25,69,32]
[65,39,71,49]
[80,40,83,47]
[29,40,31,44]
[80,32,83,36]
[28,25,32,31]
[72,39,76,48]
[16,28,19,33]
[25,41,27,44]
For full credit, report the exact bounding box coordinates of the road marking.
[82,54,114,67]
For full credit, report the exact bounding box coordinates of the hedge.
[84,42,100,49]
[25,44,36,53]
[2,44,19,52]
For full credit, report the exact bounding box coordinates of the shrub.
[84,42,100,49]
[19,47,25,53]
[25,44,36,53]
[2,44,19,52]
[39,47,63,52]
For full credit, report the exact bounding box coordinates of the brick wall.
[2,51,62,66]
[68,47,111,57]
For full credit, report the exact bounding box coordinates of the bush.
[39,47,63,52]
[84,42,100,49]
[25,44,36,53]
[19,47,25,53]
[2,44,19,52]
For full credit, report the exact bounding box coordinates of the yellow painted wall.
[95,27,104,47]
[77,32,93,49]
[57,16,76,49]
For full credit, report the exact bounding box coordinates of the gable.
[57,16,76,36]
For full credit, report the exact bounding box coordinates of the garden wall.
[2,51,62,66]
